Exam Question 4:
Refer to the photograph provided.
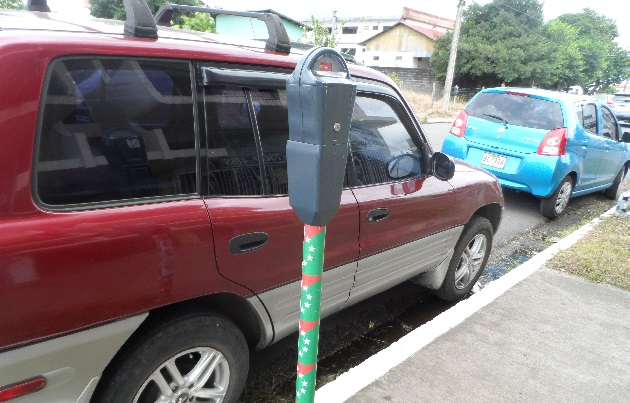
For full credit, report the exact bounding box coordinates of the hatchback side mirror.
[432,152,455,181]
[622,132,630,143]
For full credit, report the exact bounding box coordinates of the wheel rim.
[133,347,230,403]
[454,234,488,290]
[555,180,572,214]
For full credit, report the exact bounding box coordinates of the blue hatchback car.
[442,88,630,218]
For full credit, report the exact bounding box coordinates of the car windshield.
[466,92,564,130]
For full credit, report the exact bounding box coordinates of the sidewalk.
[315,207,630,402]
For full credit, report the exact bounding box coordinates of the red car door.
[200,84,359,340]
[345,92,461,305]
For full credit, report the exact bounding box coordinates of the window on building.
[342,26,358,34]
[373,56,380,61]
[396,56,403,61]
[364,26,370,30]
[373,25,379,30]
[383,26,392,31]
[341,48,357,56]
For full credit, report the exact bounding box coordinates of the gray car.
[610,93,630,122]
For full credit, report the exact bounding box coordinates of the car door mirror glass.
[432,152,455,181]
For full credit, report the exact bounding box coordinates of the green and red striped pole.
[295,224,326,403]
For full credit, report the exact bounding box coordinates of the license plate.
[480,152,507,169]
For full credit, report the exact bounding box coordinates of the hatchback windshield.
[466,92,564,130]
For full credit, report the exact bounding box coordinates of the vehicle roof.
[481,87,591,104]
[0,9,391,84]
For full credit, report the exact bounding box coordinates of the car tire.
[603,167,625,200]
[436,215,493,302]
[540,176,573,219]
[93,311,249,403]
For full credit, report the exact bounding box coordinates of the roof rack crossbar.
[155,4,291,54]
[123,0,158,39]
[26,0,50,12]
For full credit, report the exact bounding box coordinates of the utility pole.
[441,0,465,112]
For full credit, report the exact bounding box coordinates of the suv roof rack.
[155,4,291,54]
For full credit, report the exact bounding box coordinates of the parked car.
[0,2,504,402]
[442,87,630,218]
[591,93,615,106]
[610,93,630,122]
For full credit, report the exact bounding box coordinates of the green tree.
[0,0,24,9]
[430,1,628,91]
[555,8,629,93]
[177,12,215,33]
[432,0,553,87]
[301,16,340,47]
[90,0,205,28]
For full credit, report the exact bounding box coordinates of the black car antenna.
[123,0,158,39]
[26,0,50,12]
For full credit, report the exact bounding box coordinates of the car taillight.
[537,128,568,156]
[449,110,469,138]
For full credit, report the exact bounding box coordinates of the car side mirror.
[622,132,630,143]
[431,152,455,181]
[386,154,421,180]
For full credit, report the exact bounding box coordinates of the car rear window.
[466,92,564,130]
[612,94,630,102]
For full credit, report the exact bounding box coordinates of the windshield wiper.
[483,113,509,125]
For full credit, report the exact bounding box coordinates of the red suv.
[0,2,503,402]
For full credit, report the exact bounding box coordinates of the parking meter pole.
[295,225,326,403]
[286,46,356,403]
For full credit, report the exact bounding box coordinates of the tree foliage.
[301,16,340,48]
[90,0,206,29]
[431,0,629,92]
[0,0,24,9]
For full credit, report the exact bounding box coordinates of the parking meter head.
[286,47,357,226]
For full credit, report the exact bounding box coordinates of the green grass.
[547,216,630,290]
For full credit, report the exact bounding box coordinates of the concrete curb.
[314,205,618,403]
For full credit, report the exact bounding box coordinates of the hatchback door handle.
[367,208,390,223]
[229,232,269,254]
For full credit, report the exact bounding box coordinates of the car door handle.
[229,232,269,254]
[367,208,390,223]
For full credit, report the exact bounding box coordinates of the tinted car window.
[466,92,564,130]
[204,86,262,196]
[348,94,422,186]
[252,89,290,195]
[35,58,196,206]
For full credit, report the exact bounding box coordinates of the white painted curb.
[314,206,618,403]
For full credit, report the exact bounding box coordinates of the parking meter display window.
[348,94,422,186]
[311,54,347,78]
[252,89,291,195]
[36,58,197,206]
[204,86,263,196]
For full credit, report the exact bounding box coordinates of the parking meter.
[286,47,357,226]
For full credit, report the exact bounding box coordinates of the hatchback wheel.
[540,176,573,219]
[93,312,249,403]
[436,216,493,301]
[603,167,626,200]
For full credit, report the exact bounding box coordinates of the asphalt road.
[421,122,544,247]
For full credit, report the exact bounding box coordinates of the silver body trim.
[253,261,357,344]
[348,226,463,305]
[0,314,147,403]
[252,226,463,346]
